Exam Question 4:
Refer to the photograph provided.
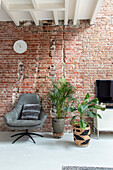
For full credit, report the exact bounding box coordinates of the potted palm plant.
[48,77,75,138]
[64,93,105,146]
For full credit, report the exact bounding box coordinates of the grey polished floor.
[0,132,113,170]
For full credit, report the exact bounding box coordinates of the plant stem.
[80,114,83,121]
[57,106,61,119]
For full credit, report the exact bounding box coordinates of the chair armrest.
[39,108,47,124]
[4,105,23,124]
[4,108,17,125]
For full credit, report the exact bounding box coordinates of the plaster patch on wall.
[23,21,32,26]
[49,39,56,77]
[50,39,56,50]
[12,87,18,105]
[49,39,56,59]
[12,93,16,105]
[18,61,24,81]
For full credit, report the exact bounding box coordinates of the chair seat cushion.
[6,119,42,127]
[20,104,41,120]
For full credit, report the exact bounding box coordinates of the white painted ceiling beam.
[73,0,80,25]
[9,4,34,11]
[2,0,19,26]
[90,0,103,25]
[64,0,69,25]
[53,10,58,25]
[0,0,104,26]
[32,0,39,9]
[0,0,1,9]
[8,3,65,12]
[30,11,39,26]
[38,3,65,11]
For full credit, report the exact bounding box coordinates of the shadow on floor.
[0,132,56,144]
[56,140,77,147]
[0,132,29,143]
[42,133,55,139]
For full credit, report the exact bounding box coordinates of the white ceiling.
[0,0,103,26]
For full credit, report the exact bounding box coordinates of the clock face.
[13,40,27,54]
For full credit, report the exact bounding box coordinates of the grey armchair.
[4,93,47,144]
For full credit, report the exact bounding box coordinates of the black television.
[96,80,113,103]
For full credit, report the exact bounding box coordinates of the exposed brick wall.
[0,0,113,132]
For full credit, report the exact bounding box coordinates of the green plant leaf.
[79,120,87,129]
[87,98,98,105]
[84,93,90,100]
[59,77,66,84]
[97,114,102,119]
[81,98,89,105]
[77,105,82,113]
[70,115,77,125]
[94,104,106,111]
[48,77,75,118]
[77,98,80,105]
[86,111,102,119]
[86,111,97,118]
[82,104,89,113]
[77,104,88,114]
[88,105,95,110]
[62,107,76,112]
[77,103,80,109]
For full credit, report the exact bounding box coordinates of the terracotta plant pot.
[52,118,65,138]
[73,124,91,146]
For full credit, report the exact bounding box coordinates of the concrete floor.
[0,132,113,170]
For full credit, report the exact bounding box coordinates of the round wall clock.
[13,40,27,54]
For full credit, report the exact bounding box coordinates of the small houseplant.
[48,77,75,138]
[64,93,105,146]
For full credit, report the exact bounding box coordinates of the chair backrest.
[16,93,41,107]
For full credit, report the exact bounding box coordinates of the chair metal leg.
[29,132,43,137]
[11,133,23,138]
[28,134,36,144]
[12,134,25,144]
[11,130,43,144]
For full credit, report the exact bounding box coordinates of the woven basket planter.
[73,124,91,147]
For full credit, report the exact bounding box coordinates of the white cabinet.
[94,109,113,139]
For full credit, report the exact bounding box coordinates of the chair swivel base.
[11,129,43,144]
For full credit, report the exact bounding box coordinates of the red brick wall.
[0,0,113,132]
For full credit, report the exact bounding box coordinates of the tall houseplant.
[64,93,105,146]
[48,77,75,138]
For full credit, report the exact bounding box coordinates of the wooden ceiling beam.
[30,11,39,26]
[9,4,34,11]
[53,10,58,25]
[2,0,19,26]
[32,0,39,9]
[38,3,65,11]
[64,0,69,25]
[1,0,103,26]
[73,0,80,25]
[90,0,103,25]
[0,0,1,9]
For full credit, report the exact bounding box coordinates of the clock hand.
[17,43,21,48]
